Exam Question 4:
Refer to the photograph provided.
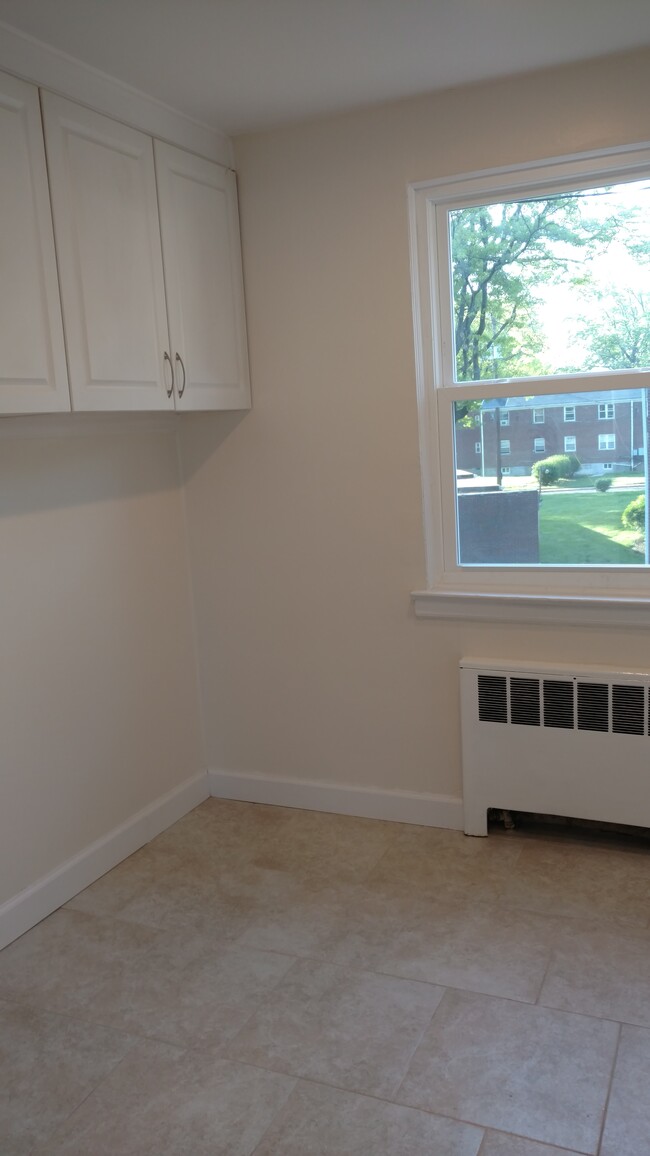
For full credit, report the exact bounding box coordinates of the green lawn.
[539,489,643,564]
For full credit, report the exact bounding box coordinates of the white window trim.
[599,404,615,419]
[534,438,545,452]
[564,436,577,452]
[408,142,650,625]
[533,409,545,423]
[564,407,576,422]
[599,434,616,450]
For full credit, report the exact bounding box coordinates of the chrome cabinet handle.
[163,351,174,398]
[175,352,186,399]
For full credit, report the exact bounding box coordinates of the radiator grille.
[475,671,648,736]
[613,684,645,735]
[543,680,574,730]
[477,675,507,723]
[510,678,540,726]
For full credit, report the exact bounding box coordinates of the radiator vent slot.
[510,678,540,726]
[613,684,645,735]
[477,674,507,723]
[577,682,609,732]
[543,680,574,729]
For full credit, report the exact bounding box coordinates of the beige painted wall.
[180,49,650,802]
[0,427,203,905]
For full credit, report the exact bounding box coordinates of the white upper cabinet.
[154,141,251,411]
[41,92,174,412]
[0,73,70,413]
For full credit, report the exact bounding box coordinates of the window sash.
[409,144,650,600]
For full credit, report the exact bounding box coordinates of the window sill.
[411,589,650,628]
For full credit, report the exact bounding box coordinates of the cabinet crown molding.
[0,19,233,166]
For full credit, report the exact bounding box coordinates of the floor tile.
[254,1080,484,1155]
[41,1040,296,1156]
[497,839,650,927]
[600,1024,650,1156]
[479,1133,585,1155]
[366,825,523,902]
[237,878,422,969]
[539,922,650,1026]
[397,989,618,1153]
[0,998,134,1156]
[226,957,444,1097]
[84,942,295,1050]
[64,841,189,919]
[377,902,554,1002]
[0,909,161,1016]
[115,868,256,938]
[250,808,399,883]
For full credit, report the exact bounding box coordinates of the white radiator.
[460,658,650,836]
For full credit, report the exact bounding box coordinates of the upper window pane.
[448,179,650,383]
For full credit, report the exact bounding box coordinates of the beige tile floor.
[1,800,650,1155]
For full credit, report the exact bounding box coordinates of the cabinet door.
[0,73,69,413]
[41,93,173,411]
[154,141,251,411]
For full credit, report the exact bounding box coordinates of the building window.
[534,438,545,453]
[598,403,615,420]
[603,462,614,470]
[475,441,481,454]
[409,144,650,610]
[501,466,510,474]
[500,412,510,426]
[564,435,577,452]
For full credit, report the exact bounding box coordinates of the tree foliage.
[450,194,616,383]
[573,289,650,371]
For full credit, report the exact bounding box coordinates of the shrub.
[531,454,581,486]
[622,494,645,530]
[595,477,612,492]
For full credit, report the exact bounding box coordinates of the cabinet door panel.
[42,94,173,411]
[0,73,69,413]
[154,142,250,411]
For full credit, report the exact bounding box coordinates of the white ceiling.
[1,0,650,136]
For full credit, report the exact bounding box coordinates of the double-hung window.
[409,144,650,621]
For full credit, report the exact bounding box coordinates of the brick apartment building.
[455,389,647,477]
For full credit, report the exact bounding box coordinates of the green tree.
[573,288,650,370]
[451,196,617,383]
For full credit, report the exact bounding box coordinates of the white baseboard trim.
[0,771,209,952]
[208,769,463,830]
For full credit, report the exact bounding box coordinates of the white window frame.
[474,441,481,454]
[500,439,511,455]
[599,433,616,451]
[598,403,615,420]
[500,412,510,426]
[564,435,577,453]
[564,406,576,422]
[533,408,545,424]
[408,142,650,624]
[534,437,545,453]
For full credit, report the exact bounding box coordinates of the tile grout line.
[594,1019,623,1156]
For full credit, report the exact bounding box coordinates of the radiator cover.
[460,658,650,836]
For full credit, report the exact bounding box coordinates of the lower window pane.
[454,389,648,566]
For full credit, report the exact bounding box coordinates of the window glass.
[454,388,646,566]
[533,408,545,423]
[449,180,650,384]
[564,406,576,422]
